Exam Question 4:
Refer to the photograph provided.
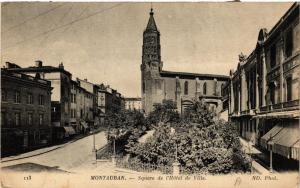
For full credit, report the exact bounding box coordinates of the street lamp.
[113,135,116,156]
[110,129,117,166]
[268,134,274,173]
[170,127,180,175]
[248,141,252,174]
[92,128,96,152]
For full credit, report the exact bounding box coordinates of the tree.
[147,99,180,126]
[126,100,251,174]
[104,109,148,156]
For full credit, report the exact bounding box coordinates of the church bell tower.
[141,8,163,114]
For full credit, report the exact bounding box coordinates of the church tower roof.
[145,8,158,31]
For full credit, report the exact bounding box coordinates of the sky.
[1,2,293,97]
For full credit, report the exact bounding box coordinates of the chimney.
[35,60,43,67]
[59,62,64,69]
[5,62,21,69]
[5,62,12,68]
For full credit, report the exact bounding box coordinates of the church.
[141,8,229,115]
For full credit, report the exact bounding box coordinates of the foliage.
[104,109,148,155]
[126,100,251,174]
[147,99,180,125]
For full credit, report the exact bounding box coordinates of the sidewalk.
[1,143,69,163]
[239,137,270,174]
[1,131,103,163]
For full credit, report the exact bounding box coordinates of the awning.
[80,121,89,129]
[260,124,283,149]
[63,126,76,136]
[272,124,299,159]
[260,124,300,160]
[291,140,300,160]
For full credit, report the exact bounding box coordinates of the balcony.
[283,100,299,108]
[260,105,268,112]
[240,109,256,116]
[260,99,299,113]
[273,103,283,109]
[266,66,280,82]
[283,53,299,73]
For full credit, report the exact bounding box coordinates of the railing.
[241,110,247,115]
[283,53,299,72]
[260,105,269,112]
[116,158,172,174]
[266,66,280,81]
[259,100,299,113]
[272,103,282,109]
[283,100,299,108]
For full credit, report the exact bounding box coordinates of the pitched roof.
[160,70,229,80]
[145,8,158,31]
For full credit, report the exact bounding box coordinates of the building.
[96,83,124,118]
[141,8,229,115]
[228,3,299,161]
[125,97,142,111]
[76,78,95,127]
[5,61,75,140]
[1,69,52,156]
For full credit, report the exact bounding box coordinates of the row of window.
[269,27,293,69]
[1,90,45,105]
[71,93,94,104]
[269,76,293,105]
[233,76,294,111]
[184,81,223,96]
[1,112,44,127]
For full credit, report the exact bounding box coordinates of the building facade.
[5,61,76,140]
[141,9,229,115]
[228,3,299,161]
[125,97,142,111]
[96,84,125,116]
[76,78,95,127]
[1,69,52,156]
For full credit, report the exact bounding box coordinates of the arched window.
[203,82,207,95]
[184,81,188,95]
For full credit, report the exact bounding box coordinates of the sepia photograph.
[0,1,299,188]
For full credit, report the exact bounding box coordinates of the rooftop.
[1,68,51,87]
[160,70,229,80]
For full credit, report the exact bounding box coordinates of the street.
[1,131,107,173]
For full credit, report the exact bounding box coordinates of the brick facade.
[141,9,229,115]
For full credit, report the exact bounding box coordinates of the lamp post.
[113,135,116,156]
[110,129,117,166]
[171,127,180,175]
[268,134,274,173]
[248,141,252,174]
[92,128,96,152]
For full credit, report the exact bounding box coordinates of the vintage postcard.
[1,1,299,188]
